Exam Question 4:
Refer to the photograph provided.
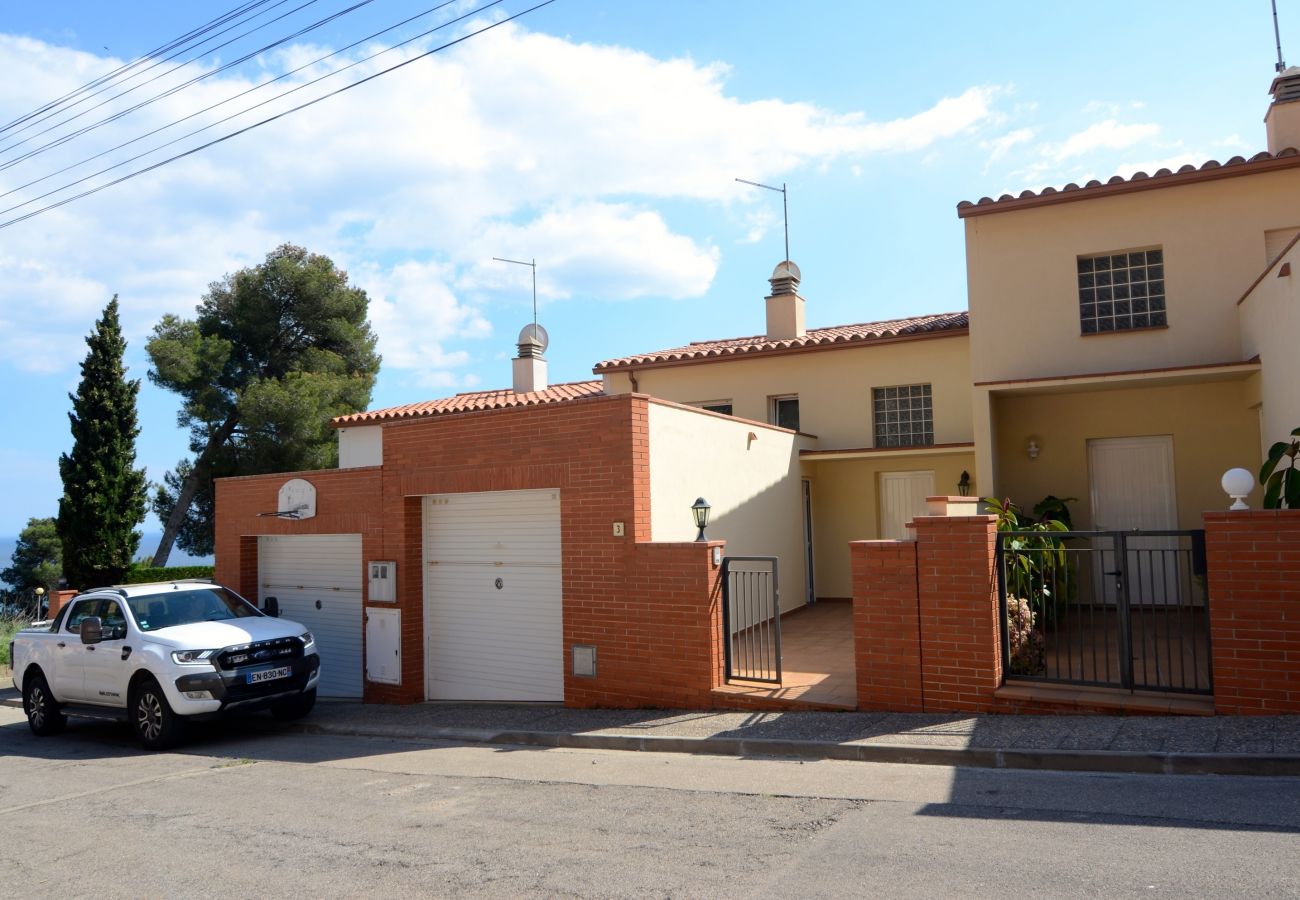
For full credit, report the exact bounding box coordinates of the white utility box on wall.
[365,608,401,685]
[368,560,397,602]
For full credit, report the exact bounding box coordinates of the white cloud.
[983,127,1035,165]
[1052,119,1160,161]
[0,24,1002,385]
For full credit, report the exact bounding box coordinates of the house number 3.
[494,578,504,590]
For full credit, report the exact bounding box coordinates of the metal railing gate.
[997,530,1211,694]
[722,556,781,684]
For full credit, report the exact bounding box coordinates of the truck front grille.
[216,637,304,671]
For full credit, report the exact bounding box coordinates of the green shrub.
[1,612,33,668]
[121,565,215,584]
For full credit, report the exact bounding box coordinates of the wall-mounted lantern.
[1026,439,1040,460]
[957,471,971,496]
[691,497,712,542]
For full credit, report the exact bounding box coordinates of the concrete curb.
[294,721,1300,778]
[6,696,1297,776]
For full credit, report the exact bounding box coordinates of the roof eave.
[592,325,970,375]
[957,150,1300,219]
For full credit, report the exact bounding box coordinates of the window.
[694,400,733,416]
[873,384,933,448]
[771,395,800,432]
[1077,248,1166,334]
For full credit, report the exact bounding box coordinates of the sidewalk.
[4,686,1298,775]
[297,701,1300,777]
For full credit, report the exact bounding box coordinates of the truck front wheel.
[23,673,66,736]
[132,679,184,750]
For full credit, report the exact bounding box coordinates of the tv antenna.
[493,256,537,327]
[736,177,790,262]
[1274,0,1288,73]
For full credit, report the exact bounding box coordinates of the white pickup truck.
[10,580,320,749]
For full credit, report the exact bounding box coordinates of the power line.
[0,0,301,142]
[0,0,501,214]
[0,0,559,232]
[0,0,468,202]
[0,0,332,159]
[0,0,278,135]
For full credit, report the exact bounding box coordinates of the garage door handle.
[315,600,322,610]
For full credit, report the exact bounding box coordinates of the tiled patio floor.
[718,600,856,708]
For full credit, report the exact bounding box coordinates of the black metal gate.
[997,530,1211,694]
[722,556,781,684]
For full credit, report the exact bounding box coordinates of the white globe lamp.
[1221,468,1255,511]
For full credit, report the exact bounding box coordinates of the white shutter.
[423,490,563,701]
[258,534,363,698]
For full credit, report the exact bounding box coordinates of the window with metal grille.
[695,400,733,416]
[873,384,933,447]
[1077,248,1166,334]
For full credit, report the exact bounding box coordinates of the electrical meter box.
[368,560,397,602]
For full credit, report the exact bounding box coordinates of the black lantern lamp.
[957,471,971,497]
[691,497,712,542]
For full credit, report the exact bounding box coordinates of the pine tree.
[57,296,148,588]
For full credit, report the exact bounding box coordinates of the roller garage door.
[423,489,563,701]
[258,534,363,698]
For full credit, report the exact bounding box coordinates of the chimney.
[1266,66,1300,153]
[765,259,806,340]
[512,323,548,394]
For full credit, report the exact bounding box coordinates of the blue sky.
[0,1,1294,535]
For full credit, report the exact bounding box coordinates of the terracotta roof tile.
[331,380,605,426]
[957,148,1300,217]
[592,312,969,372]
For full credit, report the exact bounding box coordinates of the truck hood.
[142,616,309,651]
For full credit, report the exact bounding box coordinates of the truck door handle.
[57,641,66,648]
[86,646,95,652]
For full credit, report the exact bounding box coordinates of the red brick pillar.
[1205,509,1300,715]
[850,540,923,711]
[912,507,1001,712]
[48,589,78,619]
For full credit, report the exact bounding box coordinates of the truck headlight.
[300,632,315,650]
[171,649,216,665]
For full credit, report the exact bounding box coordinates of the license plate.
[247,666,292,684]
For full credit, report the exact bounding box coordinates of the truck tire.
[270,688,316,721]
[23,672,67,736]
[132,678,184,750]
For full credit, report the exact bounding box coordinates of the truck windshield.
[126,588,261,632]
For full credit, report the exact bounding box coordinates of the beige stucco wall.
[604,334,972,451]
[338,425,383,468]
[1239,240,1300,449]
[647,401,808,613]
[991,380,1261,529]
[965,167,1300,384]
[802,451,975,598]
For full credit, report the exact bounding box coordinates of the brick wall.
[215,393,729,708]
[850,513,1001,714]
[914,514,1001,712]
[850,540,923,711]
[565,541,725,708]
[1205,509,1300,715]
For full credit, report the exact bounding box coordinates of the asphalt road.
[1,707,1298,899]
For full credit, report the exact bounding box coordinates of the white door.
[1088,436,1179,605]
[258,534,363,698]
[424,489,563,702]
[879,470,935,541]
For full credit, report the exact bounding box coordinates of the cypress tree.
[57,296,148,588]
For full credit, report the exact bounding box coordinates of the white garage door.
[258,534,363,698]
[424,489,563,702]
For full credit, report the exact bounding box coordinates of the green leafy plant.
[1260,428,1300,509]
[1031,495,1077,530]
[986,497,1069,619]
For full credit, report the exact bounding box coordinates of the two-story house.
[959,67,1300,534]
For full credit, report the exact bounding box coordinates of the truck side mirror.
[263,596,279,618]
[80,616,103,645]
